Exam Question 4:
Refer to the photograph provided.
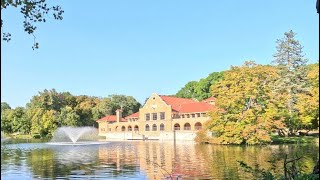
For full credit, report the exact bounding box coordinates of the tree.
[92,98,111,120]
[206,61,281,145]
[1,0,64,49]
[176,72,224,101]
[27,89,65,111]
[56,106,79,127]
[195,72,224,101]
[176,81,198,99]
[74,95,100,126]
[1,102,13,133]
[1,107,12,133]
[106,95,141,117]
[272,30,309,136]
[295,63,319,132]
[10,107,31,134]
[1,102,11,111]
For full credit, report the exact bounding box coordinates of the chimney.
[116,109,123,123]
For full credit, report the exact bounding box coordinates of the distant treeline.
[1,92,141,138]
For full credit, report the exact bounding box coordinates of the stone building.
[96,93,215,141]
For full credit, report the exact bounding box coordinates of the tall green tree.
[195,72,224,101]
[27,89,65,111]
[56,106,79,127]
[1,102,12,133]
[272,30,309,136]
[176,81,198,99]
[106,95,141,117]
[92,98,111,120]
[1,102,11,111]
[10,107,31,134]
[176,72,224,101]
[74,95,100,126]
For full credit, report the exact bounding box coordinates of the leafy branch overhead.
[1,0,64,49]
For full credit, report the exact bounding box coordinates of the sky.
[1,0,319,108]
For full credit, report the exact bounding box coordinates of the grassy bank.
[271,135,318,144]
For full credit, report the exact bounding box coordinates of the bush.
[32,133,41,139]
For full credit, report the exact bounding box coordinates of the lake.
[1,139,319,179]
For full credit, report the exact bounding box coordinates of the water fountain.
[47,126,108,145]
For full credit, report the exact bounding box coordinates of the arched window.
[128,125,132,131]
[121,126,126,131]
[134,125,139,131]
[160,123,165,131]
[152,124,157,131]
[145,124,150,131]
[184,123,191,130]
[115,126,118,132]
[195,122,202,130]
[174,123,180,131]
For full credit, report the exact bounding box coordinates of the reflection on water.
[1,139,319,179]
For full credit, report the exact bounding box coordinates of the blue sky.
[1,0,319,108]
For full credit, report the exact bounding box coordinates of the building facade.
[97,93,215,141]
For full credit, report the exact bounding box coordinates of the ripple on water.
[46,141,110,146]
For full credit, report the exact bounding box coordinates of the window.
[181,115,185,118]
[186,114,190,118]
[152,124,157,131]
[134,125,139,131]
[160,112,165,120]
[152,113,157,120]
[160,124,165,131]
[191,114,195,118]
[121,126,125,131]
[145,124,150,131]
[196,113,200,117]
[201,113,207,117]
[101,128,105,131]
[184,123,191,130]
[173,114,180,119]
[128,126,132,131]
[174,123,180,130]
[195,122,202,130]
[145,113,150,121]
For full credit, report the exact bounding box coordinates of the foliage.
[176,72,224,101]
[238,155,319,180]
[194,129,210,143]
[106,94,141,117]
[1,0,64,49]
[238,160,275,179]
[206,61,281,145]
[197,30,318,145]
[176,81,198,99]
[1,102,11,111]
[2,89,141,138]
[271,135,318,144]
[294,63,319,131]
[272,30,309,136]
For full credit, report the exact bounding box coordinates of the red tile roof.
[125,112,139,119]
[179,102,214,113]
[96,115,127,122]
[160,95,214,113]
[159,96,197,111]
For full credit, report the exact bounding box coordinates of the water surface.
[1,139,319,179]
